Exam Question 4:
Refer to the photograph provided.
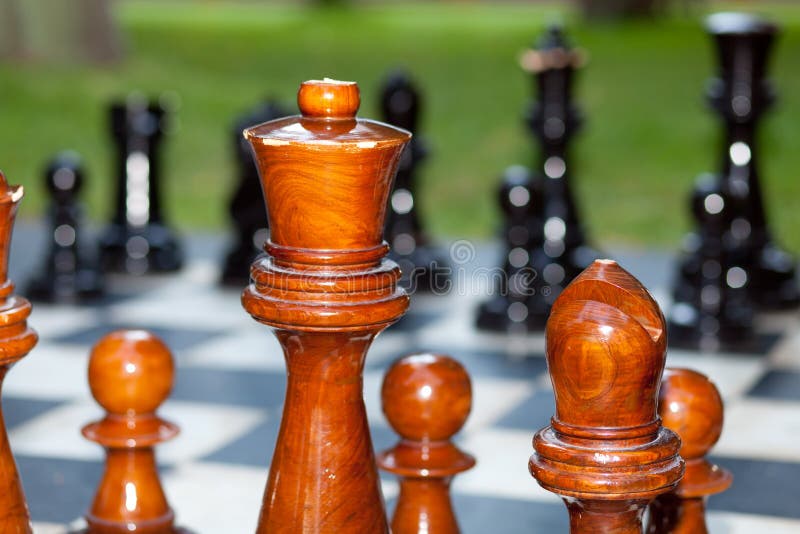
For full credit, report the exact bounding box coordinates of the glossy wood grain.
[82,330,182,534]
[647,368,732,534]
[530,259,684,533]
[242,79,410,533]
[377,353,475,534]
[0,172,37,533]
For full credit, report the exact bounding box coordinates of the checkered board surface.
[6,232,800,533]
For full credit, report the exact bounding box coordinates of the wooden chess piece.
[0,171,38,533]
[380,71,449,292]
[530,259,684,533]
[668,177,755,350]
[220,99,287,287]
[476,165,543,333]
[377,353,475,534]
[27,152,104,303]
[647,368,732,534]
[81,330,189,533]
[99,94,183,275]
[242,79,410,533]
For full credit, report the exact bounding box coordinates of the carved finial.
[531,259,683,533]
[647,368,732,534]
[298,78,360,119]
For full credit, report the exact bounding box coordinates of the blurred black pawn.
[220,99,286,287]
[99,94,183,275]
[26,152,104,303]
[476,165,543,334]
[669,176,755,351]
[380,71,450,293]
[706,13,798,309]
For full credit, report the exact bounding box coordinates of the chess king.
[242,79,410,533]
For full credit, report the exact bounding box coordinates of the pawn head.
[382,353,471,442]
[659,368,725,460]
[88,330,174,416]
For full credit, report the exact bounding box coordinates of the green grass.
[2,0,800,251]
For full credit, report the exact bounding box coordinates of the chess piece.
[477,25,599,333]
[672,13,798,314]
[530,260,684,533]
[0,172,38,532]
[522,25,600,326]
[669,177,755,350]
[709,13,798,310]
[220,99,287,287]
[647,368,732,534]
[242,79,410,532]
[380,72,449,292]
[476,165,543,333]
[99,94,183,275]
[81,330,189,533]
[26,152,104,303]
[377,353,475,534]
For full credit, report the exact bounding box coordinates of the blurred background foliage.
[0,0,798,251]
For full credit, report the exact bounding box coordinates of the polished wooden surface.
[377,353,475,534]
[0,171,37,533]
[242,79,410,533]
[82,330,180,534]
[647,368,732,534]
[530,259,684,533]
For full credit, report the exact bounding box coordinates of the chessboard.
[7,226,800,533]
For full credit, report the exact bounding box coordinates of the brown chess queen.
[242,79,410,533]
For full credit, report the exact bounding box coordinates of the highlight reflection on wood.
[530,259,684,533]
[242,79,411,533]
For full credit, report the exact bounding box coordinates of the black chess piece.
[380,71,450,293]
[708,13,799,309]
[672,13,798,316]
[26,152,104,303]
[220,99,287,287]
[477,25,599,333]
[669,176,755,351]
[99,94,183,275]
[476,165,543,334]
[522,25,600,326]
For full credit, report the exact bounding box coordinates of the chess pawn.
[705,13,799,309]
[220,99,286,287]
[242,79,410,532]
[669,176,755,351]
[476,165,543,333]
[0,171,38,532]
[27,152,104,303]
[647,368,732,534]
[530,260,684,533]
[520,24,600,327]
[380,71,450,292]
[99,94,183,275]
[82,330,188,533]
[377,353,475,534]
